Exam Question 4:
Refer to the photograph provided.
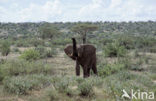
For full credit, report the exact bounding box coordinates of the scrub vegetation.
[0,21,156,101]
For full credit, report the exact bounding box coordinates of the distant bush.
[3,74,52,95]
[103,42,127,57]
[0,41,10,56]
[35,46,46,58]
[20,49,40,61]
[98,63,125,77]
[118,36,135,49]
[78,80,93,96]
[12,47,20,53]
[35,45,57,58]
[45,50,54,57]
[148,46,156,53]
[135,37,156,49]
[52,38,71,45]
[49,45,58,56]
[29,39,44,47]
[15,40,29,47]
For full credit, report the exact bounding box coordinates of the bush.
[0,59,53,80]
[148,46,156,53]
[15,39,29,47]
[0,41,10,56]
[29,39,44,47]
[103,41,127,57]
[20,49,40,61]
[98,63,125,77]
[3,74,52,95]
[46,87,59,101]
[78,80,93,96]
[35,46,57,58]
[102,71,154,100]
[45,50,55,57]
[12,47,20,53]
[54,79,69,93]
[117,35,135,49]
[52,38,71,45]
[35,46,46,58]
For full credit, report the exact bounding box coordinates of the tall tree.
[71,23,98,44]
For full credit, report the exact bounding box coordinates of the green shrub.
[35,45,46,58]
[20,49,40,61]
[0,59,53,80]
[86,77,104,87]
[0,41,10,56]
[54,79,69,93]
[148,46,156,53]
[98,63,125,77]
[29,39,44,47]
[35,45,57,58]
[49,45,58,56]
[103,42,127,57]
[130,64,144,71]
[65,88,75,96]
[45,50,55,57]
[76,77,85,84]
[15,40,29,47]
[78,80,93,96]
[117,35,135,49]
[52,77,76,96]
[46,87,59,101]
[102,71,154,100]
[3,76,32,95]
[3,74,52,95]
[12,47,20,53]
[52,38,71,45]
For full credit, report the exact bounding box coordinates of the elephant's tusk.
[68,53,73,57]
[78,53,81,57]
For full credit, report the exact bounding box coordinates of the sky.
[0,0,156,22]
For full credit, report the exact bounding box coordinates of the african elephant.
[64,38,97,78]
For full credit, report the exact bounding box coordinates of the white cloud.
[0,0,62,22]
[18,0,62,22]
[110,0,122,8]
[0,0,9,3]
[76,0,156,21]
[0,0,156,22]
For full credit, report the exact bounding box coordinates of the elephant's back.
[81,44,96,56]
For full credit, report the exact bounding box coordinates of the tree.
[71,23,98,44]
[39,23,61,39]
[0,41,10,56]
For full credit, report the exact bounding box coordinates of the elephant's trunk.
[72,38,78,57]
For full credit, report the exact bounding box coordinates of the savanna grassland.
[0,21,156,101]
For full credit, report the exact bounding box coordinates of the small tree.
[71,23,98,44]
[20,49,40,61]
[0,41,10,56]
[39,23,61,40]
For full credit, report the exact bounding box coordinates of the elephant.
[64,38,97,78]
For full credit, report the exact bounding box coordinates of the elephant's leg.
[87,67,91,77]
[83,66,88,78]
[92,63,97,75]
[76,60,80,76]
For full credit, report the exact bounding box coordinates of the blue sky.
[0,0,156,22]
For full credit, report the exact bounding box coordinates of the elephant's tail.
[72,38,78,57]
